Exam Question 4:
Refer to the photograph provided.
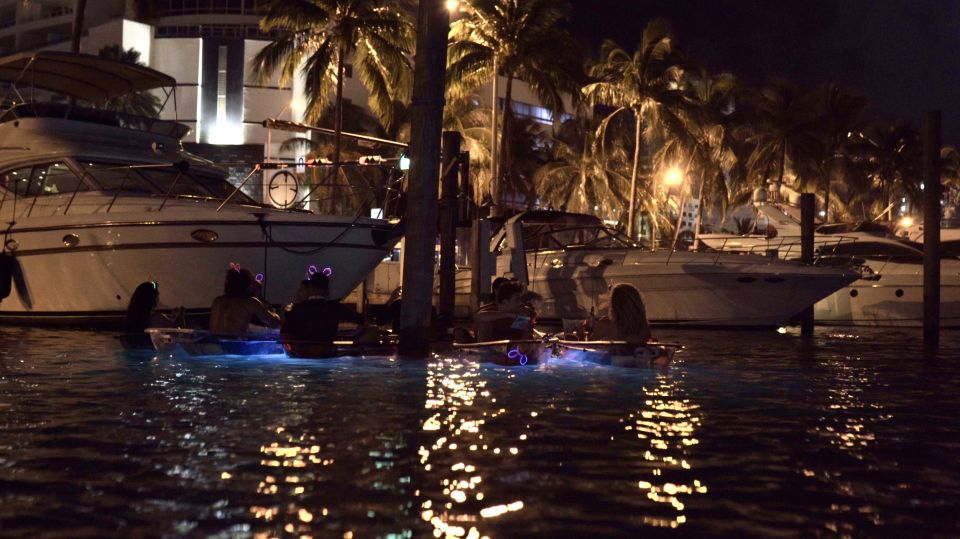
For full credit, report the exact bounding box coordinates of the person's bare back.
[209,295,280,336]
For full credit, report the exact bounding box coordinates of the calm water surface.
[1,326,959,538]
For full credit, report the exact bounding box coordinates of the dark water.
[1,327,959,538]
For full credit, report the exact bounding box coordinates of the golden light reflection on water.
[242,425,335,538]
[630,374,707,528]
[814,358,889,458]
[418,357,528,539]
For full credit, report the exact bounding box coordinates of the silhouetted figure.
[209,266,280,336]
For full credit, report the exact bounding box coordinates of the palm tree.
[447,0,582,207]
[808,83,868,221]
[847,121,921,219]
[252,0,414,171]
[582,20,685,238]
[744,82,823,200]
[655,69,745,221]
[94,45,162,117]
[533,118,631,218]
[443,96,492,205]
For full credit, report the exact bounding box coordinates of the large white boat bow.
[489,211,859,327]
[699,203,960,327]
[0,52,400,326]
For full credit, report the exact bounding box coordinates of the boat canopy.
[0,51,175,104]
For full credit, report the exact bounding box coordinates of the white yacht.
[0,52,400,326]
[700,204,960,327]
[486,211,859,328]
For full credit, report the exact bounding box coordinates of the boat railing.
[692,233,861,265]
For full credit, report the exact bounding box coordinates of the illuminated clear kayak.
[452,339,547,366]
[146,328,398,358]
[553,340,681,367]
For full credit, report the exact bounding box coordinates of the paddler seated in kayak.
[475,280,535,342]
[125,281,186,333]
[587,283,652,346]
[281,273,371,352]
[209,265,281,336]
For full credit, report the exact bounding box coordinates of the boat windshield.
[497,213,636,251]
[817,221,897,238]
[76,161,257,204]
[818,240,923,263]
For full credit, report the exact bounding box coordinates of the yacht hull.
[0,213,396,327]
[500,249,859,328]
[814,260,960,327]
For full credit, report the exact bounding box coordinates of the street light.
[445,0,460,12]
[663,165,684,188]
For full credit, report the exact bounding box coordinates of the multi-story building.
[0,0,571,206]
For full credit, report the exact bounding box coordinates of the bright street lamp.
[445,0,460,12]
[663,166,684,188]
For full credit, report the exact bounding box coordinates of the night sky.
[568,0,959,145]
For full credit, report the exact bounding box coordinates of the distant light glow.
[663,166,684,187]
[900,216,914,228]
[322,267,333,277]
[255,273,264,283]
[445,0,460,11]
[399,155,411,171]
[308,265,318,275]
[209,121,243,145]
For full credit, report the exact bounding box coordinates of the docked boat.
[0,52,400,327]
[700,204,960,327]
[484,211,859,328]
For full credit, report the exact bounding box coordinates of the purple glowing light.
[307,265,318,275]
[255,273,264,283]
[507,347,520,359]
[322,267,333,277]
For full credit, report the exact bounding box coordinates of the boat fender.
[0,253,13,299]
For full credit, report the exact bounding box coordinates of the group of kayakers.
[124,264,370,346]
[124,263,658,359]
[463,276,652,347]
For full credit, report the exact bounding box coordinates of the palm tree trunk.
[496,72,514,207]
[71,0,87,53]
[627,109,642,240]
[333,44,346,181]
[777,140,786,187]
[490,54,498,205]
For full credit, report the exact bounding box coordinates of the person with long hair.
[588,284,652,344]
[209,265,281,336]
[124,281,185,333]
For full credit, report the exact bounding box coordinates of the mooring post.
[800,192,815,336]
[922,111,942,351]
[398,0,450,357]
[437,131,462,337]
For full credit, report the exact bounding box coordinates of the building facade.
[1,0,572,207]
